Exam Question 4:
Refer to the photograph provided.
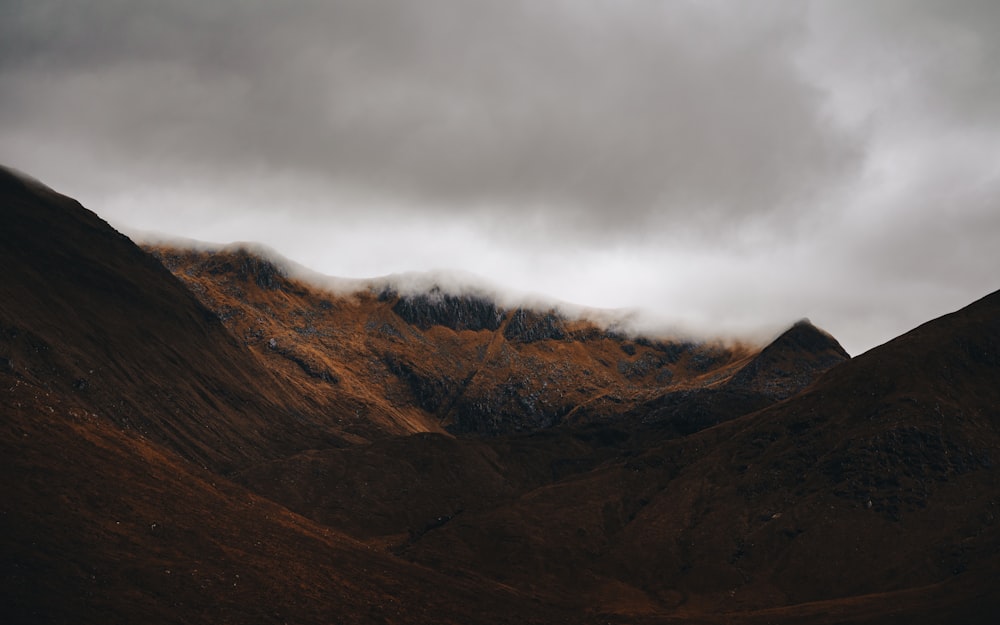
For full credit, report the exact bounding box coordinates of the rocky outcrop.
[503,309,566,343]
[150,246,290,291]
[390,288,505,332]
[448,378,569,436]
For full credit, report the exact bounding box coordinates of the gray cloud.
[1,0,998,354]
[0,1,859,235]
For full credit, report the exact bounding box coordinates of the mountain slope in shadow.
[0,167,345,472]
[395,289,1000,620]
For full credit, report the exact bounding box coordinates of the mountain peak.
[774,318,850,359]
[727,319,850,399]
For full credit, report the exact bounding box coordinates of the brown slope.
[0,167,340,472]
[393,290,1000,622]
[235,424,637,546]
[0,372,583,625]
[145,245,448,439]
[147,244,765,438]
[634,287,1000,608]
[666,291,1000,615]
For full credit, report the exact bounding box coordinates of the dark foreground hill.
[3,165,998,623]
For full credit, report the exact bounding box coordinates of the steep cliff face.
[390,288,505,332]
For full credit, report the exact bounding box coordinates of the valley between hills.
[3,165,999,624]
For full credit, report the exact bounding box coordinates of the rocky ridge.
[147,244,851,438]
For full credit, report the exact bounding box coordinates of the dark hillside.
[393,291,1000,621]
[0,167,337,471]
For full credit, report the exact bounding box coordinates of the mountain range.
[3,164,998,623]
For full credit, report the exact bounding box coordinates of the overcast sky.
[3,1,999,355]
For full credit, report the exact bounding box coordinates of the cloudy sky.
[3,1,999,355]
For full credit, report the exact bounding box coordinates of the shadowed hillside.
[0,168,348,472]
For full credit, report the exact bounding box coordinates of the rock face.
[503,309,567,343]
[390,288,505,332]
[6,165,1000,625]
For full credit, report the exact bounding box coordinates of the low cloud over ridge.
[2,1,999,356]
